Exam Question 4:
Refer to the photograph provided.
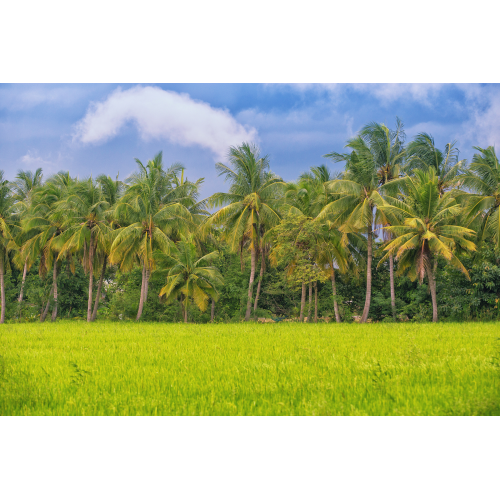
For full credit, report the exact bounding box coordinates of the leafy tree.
[379,170,476,321]
[158,236,223,322]
[0,171,15,323]
[206,143,283,321]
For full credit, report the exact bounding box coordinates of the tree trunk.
[91,256,107,321]
[184,297,188,323]
[427,263,438,323]
[51,262,58,322]
[211,299,215,322]
[18,259,28,303]
[389,254,396,321]
[314,281,318,323]
[240,241,244,272]
[244,246,257,321]
[299,282,306,321]
[40,283,54,323]
[0,255,5,324]
[360,222,373,323]
[253,247,266,312]
[86,232,94,322]
[136,264,146,321]
[307,282,313,323]
[144,267,150,304]
[331,268,341,323]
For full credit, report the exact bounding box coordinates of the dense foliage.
[1,120,499,323]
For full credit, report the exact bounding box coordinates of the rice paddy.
[0,322,498,415]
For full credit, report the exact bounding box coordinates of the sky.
[1,83,500,200]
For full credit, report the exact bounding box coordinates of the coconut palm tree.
[109,153,195,320]
[11,168,44,305]
[0,171,15,323]
[458,146,500,249]
[158,235,223,322]
[378,170,476,322]
[206,143,283,321]
[405,133,466,197]
[54,177,110,322]
[322,120,405,322]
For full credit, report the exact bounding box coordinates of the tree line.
[1,118,499,324]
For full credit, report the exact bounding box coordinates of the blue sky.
[2,83,500,199]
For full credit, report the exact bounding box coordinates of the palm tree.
[0,171,15,323]
[405,133,466,197]
[21,174,76,321]
[206,143,283,321]
[11,168,44,305]
[323,120,405,322]
[158,236,223,322]
[109,153,195,320]
[54,177,110,322]
[379,170,476,322]
[458,146,500,248]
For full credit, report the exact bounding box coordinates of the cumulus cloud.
[72,86,258,158]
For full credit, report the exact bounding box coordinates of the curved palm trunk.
[136,264,146,321]
[86,232,94,323]
[253,247,266,312]
[314,281,318,323]
[184,295,188,323]
[360,223,373,323]
[211,299,215,322]
[91,256,107,322]
[331,268,341,323]
[299,282,306,321]
[18,259,28,303]
[427,264,438,322]
[389,254,396,320]
[307,282,313,322]
[244,246,257,321]
[0,255,5,324]
[51,262,58,322]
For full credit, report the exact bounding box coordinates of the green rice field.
[1,322,498,416]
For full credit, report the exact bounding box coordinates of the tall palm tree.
[405,133,466,197]
[323,120,405,322]
[158,235,223,322]
[458,146,500,248]
[0,171,15,323]
[379,170,476,322]
[110,153,195,320]
[11,168,44,305]
[206,143,283,321]
[54,177,110,322]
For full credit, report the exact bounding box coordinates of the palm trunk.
[86,232,94,322]
[427,263,438,322]
[184,296,188,323]
[144,267,150,304]
[253,247,265,312]
[0,255,5,324]
[51,262,58,322]
[18,259,28,303]
[240,241,244,272]
[299,282,306,321]
[40,282,54,322]
[211,299,215,322]
[389,254,396,320]
[91,256,107,321]
[331,268,341,323]
[307,282,313,322]
[314,281,318,323]
[244,246,257,321]
[360,222,373,323]
[136,264,146,321]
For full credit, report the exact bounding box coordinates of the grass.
[0,321,498,416]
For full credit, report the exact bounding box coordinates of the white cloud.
[465,91,500,148]
[0,85,92,110]
[72,86,258,158]
[20,151,55,166]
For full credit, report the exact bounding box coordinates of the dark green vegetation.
[1,122,500,324]
[1,322,498,416]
